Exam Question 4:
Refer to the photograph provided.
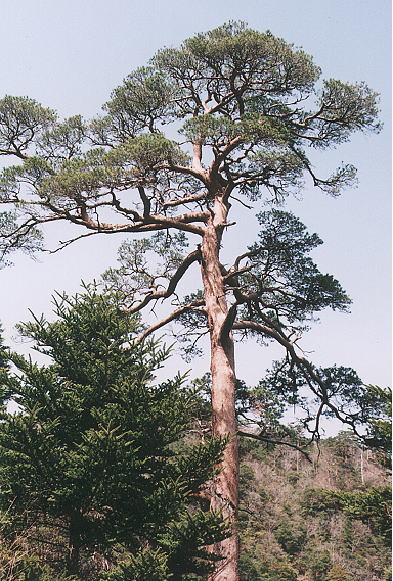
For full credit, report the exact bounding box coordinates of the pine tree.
[0,22,381,579]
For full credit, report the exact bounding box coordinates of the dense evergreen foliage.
[0,290,227,580]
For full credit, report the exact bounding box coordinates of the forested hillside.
[238,435,391,581]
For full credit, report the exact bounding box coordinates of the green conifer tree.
[0,288,227,580]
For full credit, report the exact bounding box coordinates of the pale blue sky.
[0,0,391,394]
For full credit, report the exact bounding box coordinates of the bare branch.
[48,231,99,253]
[133,299,206,345]
[163,192,209,208]
[137,185,151,217]
[209,136,243,178]
[120,248,202,314]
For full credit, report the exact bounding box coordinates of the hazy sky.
[0,0,391,395]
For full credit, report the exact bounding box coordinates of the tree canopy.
[0,22,380,260]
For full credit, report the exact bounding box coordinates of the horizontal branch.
[144,210,209,235]
[163,192,209,208]
[233,320,297,352]
[163,162,207,184]
[75,207,209,236]
[8,203,209,240]
[238,430,312,462]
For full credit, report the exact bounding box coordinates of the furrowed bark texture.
[201,195,239,581]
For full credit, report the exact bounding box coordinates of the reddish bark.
[201,195,239,581]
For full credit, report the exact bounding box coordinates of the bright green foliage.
[101,548,170,581]
[273,519,306,555]
[239,553,298,581]
[324,564,352,581]
[0,288,227,579]
[306,550,332,581]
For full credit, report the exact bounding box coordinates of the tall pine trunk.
[201,195,239,581]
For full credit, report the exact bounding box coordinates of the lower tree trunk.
[201,206,239,581]
[68,544,80,576]
[209,339,239,581]
[67,513,82,576]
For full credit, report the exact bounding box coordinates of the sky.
[0,0,391,401]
